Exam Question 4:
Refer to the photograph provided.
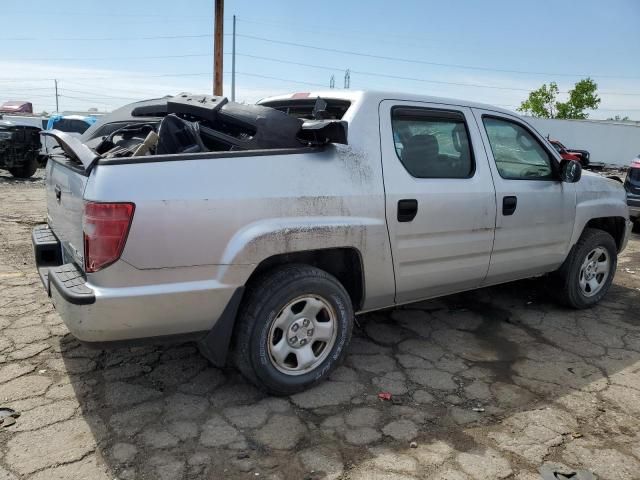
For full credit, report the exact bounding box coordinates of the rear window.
[54,119,91,134]
[86,121,158,140]
[260,99,351,120]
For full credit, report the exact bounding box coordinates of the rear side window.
[483,117,554,180]
[54,119,91,134]
[391,108,474,179]
[261,99,351,120]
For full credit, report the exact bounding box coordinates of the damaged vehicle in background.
[33,92,631,395]
[0,119,44,178]
[625,155,640,232]
[547,137,591,167]
[40,114,97,158]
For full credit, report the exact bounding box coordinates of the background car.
[624,156,640,232]
[0,119,43,178]
[41,114,97,157]
[548,138,590,166]
[0,100,33,114]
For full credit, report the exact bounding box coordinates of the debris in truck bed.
[79,93,349,160]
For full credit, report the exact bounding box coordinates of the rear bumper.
[32,224,242,346]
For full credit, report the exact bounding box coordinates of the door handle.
[502,196,517,215]
[398,199,418,222]
[54,185,62,202]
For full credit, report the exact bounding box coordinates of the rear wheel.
[233,264,354,395]
[9,156,38,178]
[554,228,617,308]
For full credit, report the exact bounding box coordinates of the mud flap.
[197,287,245,367]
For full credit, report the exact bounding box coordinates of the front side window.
[483,117,554,180]
[391,108,474,178]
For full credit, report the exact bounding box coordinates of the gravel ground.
[1,169,640,480]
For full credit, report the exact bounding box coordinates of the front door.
[379,100,497,303]
[472,109,576,285]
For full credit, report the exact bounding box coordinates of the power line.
[0,93,54,99]
[60,88,141,101]
[233,53,640,96]
[234,53,529,92]
[234,72,326,88]
[0,86,53,91]
[236,34,640,80]
[58,94,116,106]
[3,62,640,100]
[0,33,215,41]
[60,80,164,96]
[6,52,213,62]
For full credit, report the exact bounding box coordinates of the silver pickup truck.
[33,91,632,394]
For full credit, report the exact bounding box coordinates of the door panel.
[472,110,576,284]
[379,101,497,303]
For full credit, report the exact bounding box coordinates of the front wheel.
[554,228,617,308]
[232,264,354,395]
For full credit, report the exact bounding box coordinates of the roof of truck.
[259,90,517,116]
[82,91,519,142]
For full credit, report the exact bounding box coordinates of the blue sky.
[1,0,639,119]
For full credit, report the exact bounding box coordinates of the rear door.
[379,100,497,303]
[472,109,576,284]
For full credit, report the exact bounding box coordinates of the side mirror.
[560,159,582,183]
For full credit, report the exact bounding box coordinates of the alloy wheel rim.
[267,295,338,376]
[579,247,610,297]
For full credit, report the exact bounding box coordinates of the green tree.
[518,82,560,118]
[518,78,600,119]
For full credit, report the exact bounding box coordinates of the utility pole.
[213,0,224,96]
[344,69,350,89]
[54,79,59,112]
[330,75,335,88]
[231,14,236,101]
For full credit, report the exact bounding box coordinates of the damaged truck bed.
[43,94,348,171]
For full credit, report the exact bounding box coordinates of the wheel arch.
[246,247,365,312]
[199,247,365,368]
[582,216,628,252]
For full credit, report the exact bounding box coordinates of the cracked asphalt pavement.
[1,169,640,480]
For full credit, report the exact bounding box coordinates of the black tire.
[9,156,38,178]
[633,220,640,234]
[233,264,354,395]
[554,228,617,309]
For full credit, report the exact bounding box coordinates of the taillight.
[83,202,135,273]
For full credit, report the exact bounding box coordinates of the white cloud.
[1,61,638,120]
[0,61,284,113]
